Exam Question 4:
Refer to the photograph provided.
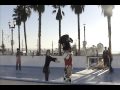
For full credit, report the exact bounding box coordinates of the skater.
[59,34,73,82]
[43,50,60,81]
[102,47,109,69]
[63,48,72,82]
[16,48,21,70]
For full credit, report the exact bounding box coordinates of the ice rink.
[1,55,120,85]
[0,66,120,85]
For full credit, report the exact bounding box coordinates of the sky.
[0,5,120,53]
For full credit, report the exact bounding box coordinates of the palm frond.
[62,11,65,16]
[52,5,58,8]
[30,5,45,13]
[100,5,114,17]
[52,5,65,9]
[71,5,85,14]
[13,17,17,20]
[52,10,56,13]
[12,14,17,17]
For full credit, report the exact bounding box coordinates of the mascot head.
[59,34,73,51]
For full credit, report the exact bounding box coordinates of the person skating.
[43,50,60,81]
[63,48,72,82]
[16,48,21,70]
[59,34,73,82]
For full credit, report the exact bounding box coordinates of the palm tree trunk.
[23,21,27,55]
[38,12,41,55]
[77,14,80,55]
[107,16,112,71]
[107,16,111,52]
[59,19,61,56]
[18,25,20,51]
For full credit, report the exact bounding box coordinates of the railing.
[87,56,103,68]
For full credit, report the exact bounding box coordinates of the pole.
[52,41,53,55]
[83,24,88,68]
[59,19,61,56]
[11,28,13,55]
[22,39,23,51]
[8,21,15,55]
[2,30,4,55]
[83,24,86,53]
[84,24,86,42]
[2,30,3,45]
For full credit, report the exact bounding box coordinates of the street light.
[83,24,87,55]
[8,21,15,55]
[83,24,88,68]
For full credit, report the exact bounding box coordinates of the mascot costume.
[59,34,73,82]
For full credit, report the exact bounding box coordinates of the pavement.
[0,65,120,85]
[0,79,56,85]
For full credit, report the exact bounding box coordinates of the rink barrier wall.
[0,55,120,68]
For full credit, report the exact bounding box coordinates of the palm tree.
[71,5,85,56]
[100,5,114,53]
[30,5,45,56]
[15,5,31,55]
[52,5,65,56]
[13,5,22,52]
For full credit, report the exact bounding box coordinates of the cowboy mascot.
[59,34,73,82]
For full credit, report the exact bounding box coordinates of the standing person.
[102,47,109,69]
[16,48,21,70]
[63,48,72,82]
[43,50,60,81]
[59,34,73,82]
[108,47,113,72]
[32,51,34,58]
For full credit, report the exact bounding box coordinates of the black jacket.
[43,55,57,73]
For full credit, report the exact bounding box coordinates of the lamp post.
[8,21,15,55]
[83,24,87,55]
[84,24,85,42]
[83,24,88,68]
[52,41,53,55]
[1,30,5,55]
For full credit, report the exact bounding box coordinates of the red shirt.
[64,54,72,66]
